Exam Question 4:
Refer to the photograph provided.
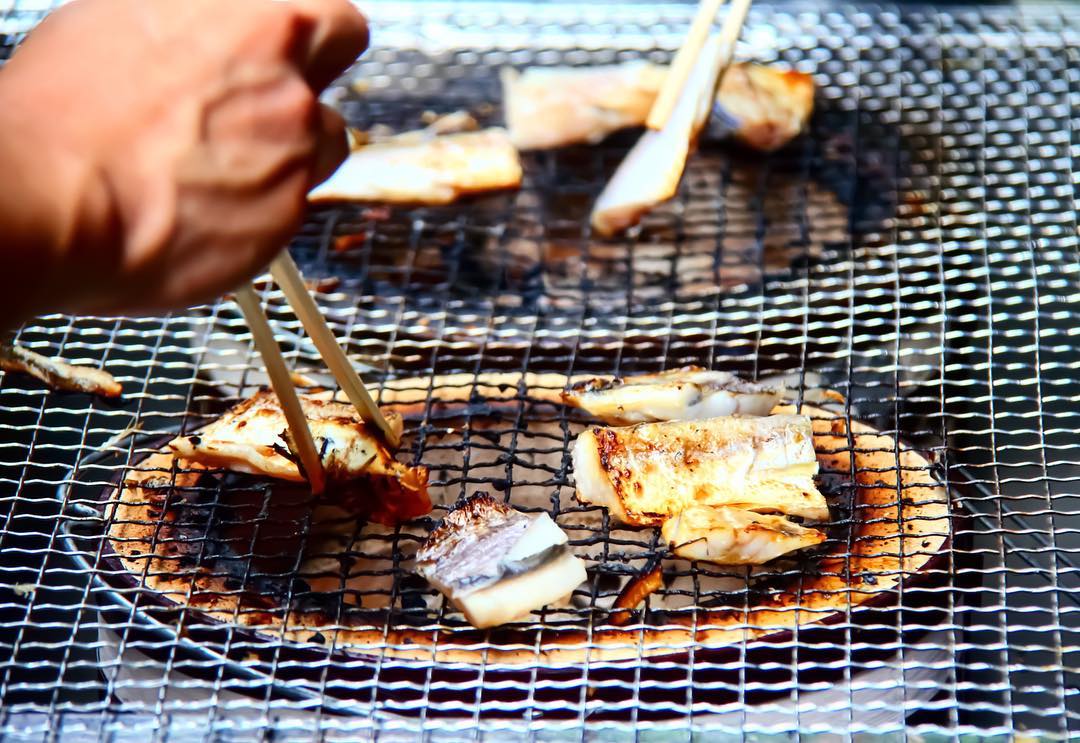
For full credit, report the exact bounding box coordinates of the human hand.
[0,0,367,321]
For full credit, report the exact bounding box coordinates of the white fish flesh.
[309,128,523,205]
[661,505,825,565]
[502,61,813,152]
[563,366,782,424]
[572,414,828,526]
[415,493,587,628]
[169,390,430,525]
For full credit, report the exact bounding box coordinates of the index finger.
[289,0,369,92]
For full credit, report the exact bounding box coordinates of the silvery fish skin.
[661,505,825,565]
[309,128,522,205]
[563,367,782,425]
[502,61,813,153]
[169,390,429,526]
[416,494,587,629]
[573,414,828,527]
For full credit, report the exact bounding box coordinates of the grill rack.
[2,1,1079,738]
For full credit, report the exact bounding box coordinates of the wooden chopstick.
[646,0,727,131]
[704,0,753,102]
[647,0,752,132]
[234,284,327,495]
[269,252,401,448]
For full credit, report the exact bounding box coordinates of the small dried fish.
[169,390,429,526]
[563,367,782,425]
[0,344,121,398]
[661,505,825,565]
[415,493,587,629]
[420,110,481,135]
[573,414,828,527]
[310,128,523,205]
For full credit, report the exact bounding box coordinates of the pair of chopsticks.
[234,252,399,495]
[646,0,753,131]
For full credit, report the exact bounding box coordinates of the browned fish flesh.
[169,390,429,525]
[502,61,813,152]
[309,128,523,205]
[661,505,825,565]
[415,493,587,628]
[708,63,816,152]
[0,343,121,398]
[572,414,828,526]
[563,366,782,424]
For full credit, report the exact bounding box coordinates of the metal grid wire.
[1,1,1079,739]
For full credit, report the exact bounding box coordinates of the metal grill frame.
[1,1,1079,739]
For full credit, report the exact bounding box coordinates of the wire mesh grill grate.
[1,1,1079,739]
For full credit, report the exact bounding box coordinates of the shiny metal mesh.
[1,1,1078,739]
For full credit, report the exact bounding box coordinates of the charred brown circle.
[104,372,954,666]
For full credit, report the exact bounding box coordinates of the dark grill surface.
[1,1,1079,739]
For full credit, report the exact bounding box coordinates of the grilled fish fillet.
[563,367,782,424]
[416,493,587,628]
[0,343,121,398]
[501,62,667,150]
[707,63,815,153]
[661,505,825,565]
[309,128,523,205]
[169,391,429,525]
[572,415,827,526]
[502,61,813,152]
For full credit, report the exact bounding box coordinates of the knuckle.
[275,75,319,127]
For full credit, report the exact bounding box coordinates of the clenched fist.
[0,0,367,324]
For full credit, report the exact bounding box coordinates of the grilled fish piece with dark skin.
[563,367,782,425]
[169,390,429,526]
[416,493,587,629]
[573,414,828,526]
[0,343,121,398]
[661,505,826,565]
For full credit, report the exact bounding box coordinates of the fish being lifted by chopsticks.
[169,390,430,526]
[309,127,523,205]
[502,61,814,153]
[573,414,828,527]
[563,366,782,425]
[416,493,587,628]
[0,343,121,398]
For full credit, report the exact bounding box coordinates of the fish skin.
[415,493,587,628]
